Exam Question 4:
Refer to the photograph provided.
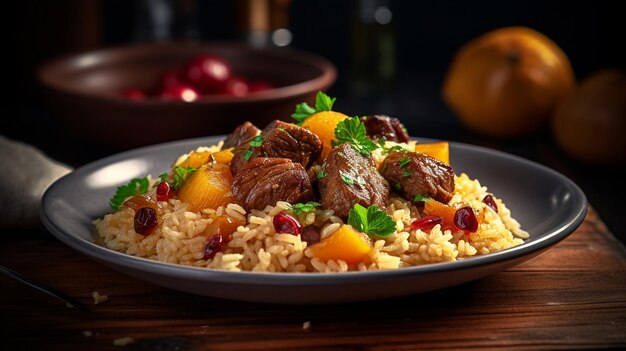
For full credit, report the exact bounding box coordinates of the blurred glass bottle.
[132,0,200,42]
[350,0,396,97]
[235,0,292,47]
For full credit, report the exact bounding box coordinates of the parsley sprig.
[291,91,336,125]
[159,166,198,190]
[290,201,321,215]
[109,177,150,211]
[347,204,396,238]
[333,117,378,156]
[243,135,264,161]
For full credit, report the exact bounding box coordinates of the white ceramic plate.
[41,136,587,304]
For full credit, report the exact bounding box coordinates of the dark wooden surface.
[1,207,625,350]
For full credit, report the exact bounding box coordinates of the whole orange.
[443,27,575,138]
[552,69,626,165]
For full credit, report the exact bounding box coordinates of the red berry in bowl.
[223,77,250,97]
[248,80,274,94]
[120,88,145,100]
[160,83,199,102]
[181,54,232,94]
[158,68,183,91]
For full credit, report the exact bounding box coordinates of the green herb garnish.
[109,177,150,211]
[402,170,412,177]
[399,157,410,168]
[171,167,197,189]
[291,91,336,125]
[340,171,355,186]
[290,201,321,215]
[316,169,328,179]
[243,135,264,161]
[393,183,401,191]
[347,204,396,238]
[333,117,378,156]
[377,138,410,155]
[413,194,430,203]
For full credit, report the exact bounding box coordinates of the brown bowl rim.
[38,41,337,105]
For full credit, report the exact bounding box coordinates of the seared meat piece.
[380,151,455,204]
[230,120,322,175]
[360,115,409,143]
[301,225,321,246]
[318,143,389,218]
[222,122,261,149]
[232,157,315,211]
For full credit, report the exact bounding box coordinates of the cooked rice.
[94,167,528,273]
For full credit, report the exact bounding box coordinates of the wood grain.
[1,207,625,350]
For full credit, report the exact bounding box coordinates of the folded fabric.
[0,135,72,229]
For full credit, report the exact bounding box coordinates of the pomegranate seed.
[410,216,444,231]
[482,194,498,213]
[134,207,158,235]
[203,234,224,260]
[156,181,170,202]
[454,206,478,233]
[273,213,302,235]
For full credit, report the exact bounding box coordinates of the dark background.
[10,0,626,241]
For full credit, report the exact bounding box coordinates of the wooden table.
[2,207,625,350]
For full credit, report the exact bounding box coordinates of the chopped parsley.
[413,194,430,203]
[170,167,197,189]
[402,170,412,177]
[316,169,328,179]
[377,138,410,155]
[393,183,401,191]
[347,204,396,238]
[399,157,410,168]
[339,171,355,186]
[290,201,321,215]
[243,135,264,161]
[291,91,336,125]
[333,117,378,156]
[109,177,150,211]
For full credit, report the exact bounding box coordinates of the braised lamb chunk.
[231,157,315,211]
[222,122,261,149]
[380,151,455,204]
[360,115,409,143]
[318,143,389,218]
[230,120,322,175]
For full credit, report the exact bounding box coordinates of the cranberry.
[222,77,250,97]
[120,88,145,100]
[482,194,498,213]
[181,54,232,94]
[160,83,199,102]
[158,68,183,91]
[454,206,478,233]
[156,182,170,202]
[203,234,224,260]
[410,216,444,231]
[248,80,274,93]
[273,213,302,235]
[134,207,158,235]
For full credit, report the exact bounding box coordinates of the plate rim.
[40,135,588,285]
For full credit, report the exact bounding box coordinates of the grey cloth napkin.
[0,135,72,229]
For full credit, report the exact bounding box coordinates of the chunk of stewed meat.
[222,122,261,149]
[380,151,455,204]
[318,143,389,218]
[301,225,321,246]
[230,120,322,175]
[232,157,315,211]
[360,115,409,143]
